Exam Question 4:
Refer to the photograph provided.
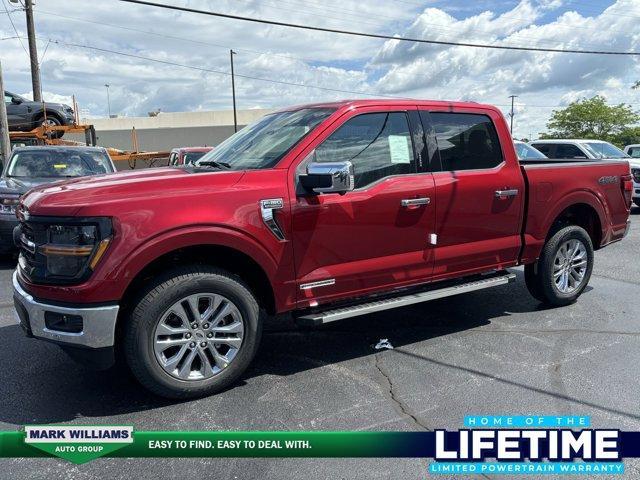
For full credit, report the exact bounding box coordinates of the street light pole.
[508,95,518,135]
[230,49,237,133]
[105,84,111,117]
[24,0,42,102]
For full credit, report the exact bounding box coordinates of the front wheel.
[525,225,594,306]
[124,266,262,399]
[39,115,64,138]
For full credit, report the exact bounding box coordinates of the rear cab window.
[420,112,503,171]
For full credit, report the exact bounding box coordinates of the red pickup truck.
[12,100,632,398]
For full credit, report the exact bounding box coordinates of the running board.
[296,272,516,326]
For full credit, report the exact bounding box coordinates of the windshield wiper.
[197,160,231,170]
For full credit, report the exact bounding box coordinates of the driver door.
[291,106,436,307]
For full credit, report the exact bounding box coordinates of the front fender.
[110,225,281,290]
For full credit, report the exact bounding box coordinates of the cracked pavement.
[1,209,640,479]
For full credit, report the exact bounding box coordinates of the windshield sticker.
[53,164,68,169]
[388,135,411,164]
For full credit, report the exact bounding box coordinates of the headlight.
[18,218,113,283]
[0,195,19,215]
[40,224,111,277]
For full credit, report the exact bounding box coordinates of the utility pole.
[508,95,518,135]
[25,0,42,102]
[0,61,11,167]
[230,50,237,133]
[105,84,111,117]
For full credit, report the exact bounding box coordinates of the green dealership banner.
[0,427,426,464]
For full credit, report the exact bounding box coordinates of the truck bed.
[519,159,631,263]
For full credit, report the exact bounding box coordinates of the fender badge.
[598,175,619,185]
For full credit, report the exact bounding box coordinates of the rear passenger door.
[420,109,524,280]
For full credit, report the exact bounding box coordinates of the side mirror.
[300,161,354,194]
[11,97,22,105]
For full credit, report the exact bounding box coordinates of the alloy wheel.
[153,293,244,380]
[553,239,587,294]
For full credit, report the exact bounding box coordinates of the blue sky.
[1,0,639,138]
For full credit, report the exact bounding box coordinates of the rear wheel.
[124,266,262,399]
[524,225,594,306]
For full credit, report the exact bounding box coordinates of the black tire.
[633,199,640,208]
[524,225,594,306]
[124,265,262,399]
[38,114,64,138]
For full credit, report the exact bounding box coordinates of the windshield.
[6,150,113,178]
[196,108,335,170]
[515,142,547,159]
[582,142,629,159]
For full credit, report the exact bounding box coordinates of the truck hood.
[0,177,55,196]
[20,167,245,216]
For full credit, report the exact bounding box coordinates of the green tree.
[540,96,639,145]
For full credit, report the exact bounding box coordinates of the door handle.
[401,197,430,207]
[494,189,518,198]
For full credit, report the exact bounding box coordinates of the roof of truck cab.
[274,99,500,112]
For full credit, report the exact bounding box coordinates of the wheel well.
[35,110,62,122]
[119,245,276,315]
[548,203,602,249]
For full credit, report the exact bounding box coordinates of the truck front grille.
[17,220,46,282]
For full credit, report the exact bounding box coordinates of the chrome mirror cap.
[302,161,355,194]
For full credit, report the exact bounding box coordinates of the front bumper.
[12,271,119,349]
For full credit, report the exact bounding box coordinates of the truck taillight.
[622,175,633,207]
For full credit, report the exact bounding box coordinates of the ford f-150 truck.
[12,100,632,399]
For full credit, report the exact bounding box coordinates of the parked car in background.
[623,145,640,207]
[529,139,629,160]
[0,146,116,254]
[514,140,547,160]
[11,99,632,398]
[624,144,640,158]
[4,91,76,133]
[168,147,214,166]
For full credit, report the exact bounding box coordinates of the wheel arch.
[114,228,282,318]
[546,202,603,249]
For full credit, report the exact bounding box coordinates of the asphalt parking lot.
[2,209,640,479]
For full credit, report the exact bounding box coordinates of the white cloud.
[0,0,638,138]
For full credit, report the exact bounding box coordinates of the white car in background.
[624,145,640,207]
[530,139,640,207]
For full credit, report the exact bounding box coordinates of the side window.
[629,147,640,158]
[4,93,12,104]
[429,113,503,171]
[555,144,586,159]
[531,144,553,157]
[314,112,415,189]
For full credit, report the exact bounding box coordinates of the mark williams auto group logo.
[24,425,133,464]
[430,415,623,475]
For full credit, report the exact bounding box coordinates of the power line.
[38,37,406,99]
[34,9,314,64]
[5,35,639,111]
[118,0,640,56]
[1,0,28,56]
